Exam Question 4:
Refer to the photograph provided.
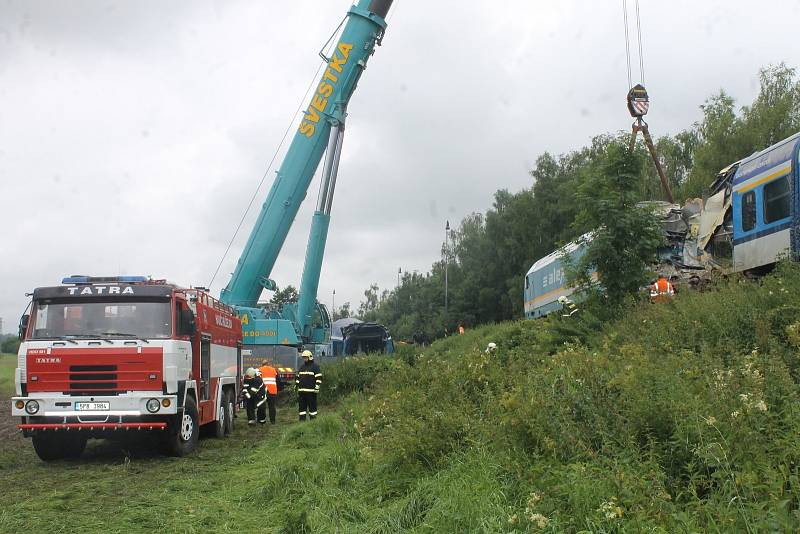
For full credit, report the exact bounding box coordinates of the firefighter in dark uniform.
[296,350,322,421]
[242,367,267,425]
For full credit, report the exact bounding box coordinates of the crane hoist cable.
[622,0,673,204]
[207,58,327,289]
[207,2,353,290]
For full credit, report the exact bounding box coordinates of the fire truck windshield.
[29,299,172,340]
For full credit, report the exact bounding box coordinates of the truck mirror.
[19,314,29,340]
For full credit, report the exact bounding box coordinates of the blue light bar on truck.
[62,276,149,284]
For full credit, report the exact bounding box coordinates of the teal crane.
[220,0,393,365]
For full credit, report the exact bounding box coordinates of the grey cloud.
[3,0,800,332]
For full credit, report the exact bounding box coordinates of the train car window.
[525,276,530,289]
[763,176,790,224]
[741,191,756,231]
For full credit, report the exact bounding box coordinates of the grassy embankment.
[2,264,800,532]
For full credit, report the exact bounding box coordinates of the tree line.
[337,65,800,342]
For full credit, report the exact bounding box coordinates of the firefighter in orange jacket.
[296,350,322,421]
[259,359,278,425]
[241,368,267,425]
[649,277,675,302]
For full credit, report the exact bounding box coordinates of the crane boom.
[220,1,392,369]
[221,0,391,309]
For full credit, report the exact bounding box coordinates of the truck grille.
[25,347,164,395]
[68,364,119,395]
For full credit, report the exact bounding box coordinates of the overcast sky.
[2,0,800,334]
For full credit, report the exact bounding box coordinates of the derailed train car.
[330,318,394,356]
[524,235,591,319]
[731,132,800,271]
[524,132,800,319]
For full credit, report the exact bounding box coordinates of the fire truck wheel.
[164,396,199,456]
[32,433,87,461]
[223,389,235,435]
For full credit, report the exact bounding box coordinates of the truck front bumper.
[11,393,178,418]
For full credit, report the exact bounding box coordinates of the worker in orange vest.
[649,277,675,302]
[259,359,278,425]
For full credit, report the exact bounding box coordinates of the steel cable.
[622,0,632,89]
[207,1,352,290]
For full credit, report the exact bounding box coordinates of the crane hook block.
[627,83,649,118]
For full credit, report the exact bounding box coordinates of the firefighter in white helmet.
[296,350,322,421]
[241,367,267,425]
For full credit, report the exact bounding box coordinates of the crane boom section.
[221,0,391,307]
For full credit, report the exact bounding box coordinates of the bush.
[332,263,800,530]
[1,336,20,355]
[320,355,397,405]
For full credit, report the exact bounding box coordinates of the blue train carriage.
[524,233,594,319]
[731,132,800,272]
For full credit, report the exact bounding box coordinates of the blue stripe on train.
[732,220,792,246]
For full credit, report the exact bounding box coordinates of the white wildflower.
[528,513,549,529]
[598,499,623,520]
[754,400,768,412]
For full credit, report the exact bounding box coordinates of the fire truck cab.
[12,276,242,460]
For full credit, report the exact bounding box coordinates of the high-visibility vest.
[650,278,675,299]
[259,365,278,395]
[656,278,674,295]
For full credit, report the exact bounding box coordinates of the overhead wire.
[207,1,352,290]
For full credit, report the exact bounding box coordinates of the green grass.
[3,265,800,531]
[0,405,321,533]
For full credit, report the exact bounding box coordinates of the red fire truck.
[12,276,242,460]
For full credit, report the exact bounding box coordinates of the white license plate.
[74,402,110,411]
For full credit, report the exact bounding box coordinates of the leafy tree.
[570,140,664,308]
[270,285,298,305]
[741,63,800,149]
[1,336,20,355]
[650,129,699,199]
[331,302,351,321]
[359,64,800,339]
[680,64,800,199]
[358,283,380,319]
[681,90,742,198]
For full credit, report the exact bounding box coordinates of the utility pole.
[332,289,335,318]
[444,220,449,324]
[397,267,401,288]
